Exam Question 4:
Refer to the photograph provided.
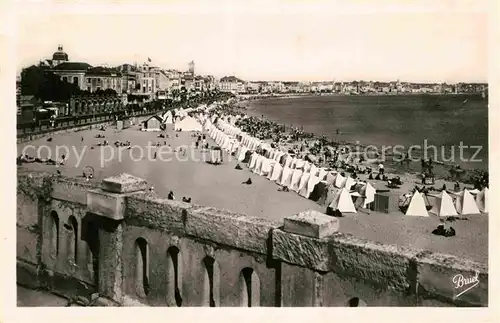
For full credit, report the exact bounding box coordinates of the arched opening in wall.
[239,267,261,307]
[166,246,183,307]
[49,211,60,258]
[347,297,367,307]
[63,216,79,264]
[81,215,100,286]
[202,256,220,307]
[135,238,150,298]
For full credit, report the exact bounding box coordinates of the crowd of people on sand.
[18,98,487,231]
[225,102,490,193]
[204,101,489,233]
[215,106,396,187]
[193,134,208,150]
[17,153,66,166]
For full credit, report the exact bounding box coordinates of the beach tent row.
[137,104,207,132]
[200,113,380,214]
[404,188,488,217]
[205,120,242,154]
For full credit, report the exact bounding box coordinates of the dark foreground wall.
[16,172,488,307]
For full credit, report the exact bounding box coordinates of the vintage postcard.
[2,0,498,321]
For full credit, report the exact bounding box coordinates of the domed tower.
[52,45,69,67]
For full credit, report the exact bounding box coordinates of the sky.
[12,0,489,83]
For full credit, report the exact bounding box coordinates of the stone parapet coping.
[17,171,488,306]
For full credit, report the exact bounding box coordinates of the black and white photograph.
[3,0,497,315]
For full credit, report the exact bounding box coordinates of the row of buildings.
[218,77,488,95]
[34,46,218,100]
[21,45,488,101]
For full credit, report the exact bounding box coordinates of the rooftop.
[52,62,92,71]
[220,76,245,83]
[85,67,122,77]
[52,45,69,62]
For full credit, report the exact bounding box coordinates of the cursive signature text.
[452,271,480,299]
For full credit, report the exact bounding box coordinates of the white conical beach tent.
[174,116,203,132]
[280,166,293,187]
[269,163,283,182]
[163,110,172,122]
[344,176,356,190]
[430,191,458,217]
[405,191,429,217]
[328,188,357,213]
[334,173,346,188]
[454,189,481,215]
[476,187,489,213]
[362,182,376,208]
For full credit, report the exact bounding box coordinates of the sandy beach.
[17,112,488,264]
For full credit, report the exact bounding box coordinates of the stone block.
[87,189,127,220]
[98,223,124,303]
[102,173,147,194]
[91,297,121,307]
[280,262,320,306]
[329,234,419,292]
[272,229,334,271]
[416,252,488,306]
[17,228,38,264]
[51,178,98,205]
[283,210,339,238]
[17,260,40,289]
[125,194,191,235]
[185,206,280,255]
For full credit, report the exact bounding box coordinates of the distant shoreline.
[236,92,485,102]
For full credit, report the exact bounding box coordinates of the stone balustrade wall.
[16,172,488,307]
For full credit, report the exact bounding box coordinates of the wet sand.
[17,122,488,264]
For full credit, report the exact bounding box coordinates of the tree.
[21,65,46,96]
[21,65,81,102]
[94,88,117,96]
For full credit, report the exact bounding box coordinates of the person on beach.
[378,163,384,175]
[58,154,66,165]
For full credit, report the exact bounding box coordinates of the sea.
[245,94,488,173]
